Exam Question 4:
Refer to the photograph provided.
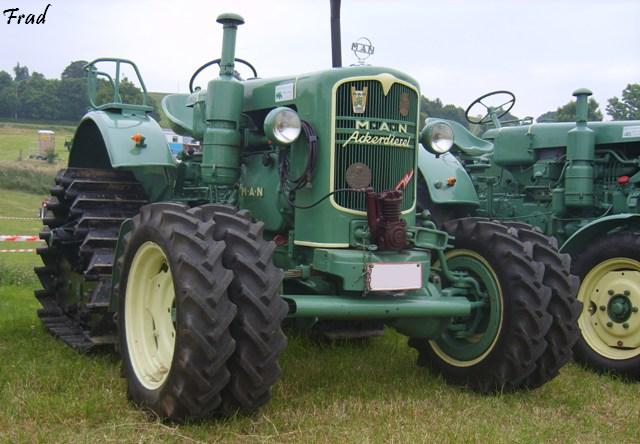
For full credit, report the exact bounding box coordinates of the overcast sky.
[1,0,638,119]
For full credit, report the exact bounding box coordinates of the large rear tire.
[190,205,287,415]
[409,218,552,392]
[571,231,640,379]
[117,203,236,420]
[501,222,581,388]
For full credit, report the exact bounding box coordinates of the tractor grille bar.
[333,79,418,212]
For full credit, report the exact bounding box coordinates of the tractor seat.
[161,94,195,134]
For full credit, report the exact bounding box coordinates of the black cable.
[279,119,318,195]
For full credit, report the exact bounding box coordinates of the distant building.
[162,129,200,156]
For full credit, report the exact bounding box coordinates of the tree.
[57,78,87,121]
[13,63,29,81]
[536,110,557,123]
[61,60,88,80]
[0,71,16,118]
[554,97,602,122]
[18,72,61,120]
[420,96,468,129]
[606,83,640,120]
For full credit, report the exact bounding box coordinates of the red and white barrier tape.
[0,235,41,242]
[0,249,35,253]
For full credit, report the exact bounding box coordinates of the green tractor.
[35,2,578,420]
[422,89,640,379]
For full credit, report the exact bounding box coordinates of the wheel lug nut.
[599,305,606,311]
[623,323,630,329]
[633,307,639,313]
[618,341,624,347]
[608,289,615,295]
[624,290,631,296]
[606,322,613,328]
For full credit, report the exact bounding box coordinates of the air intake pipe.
[202,13,245,186]
[564,88,595,207]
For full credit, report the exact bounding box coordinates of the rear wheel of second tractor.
[409,218,552,392]
[571,231,640,379]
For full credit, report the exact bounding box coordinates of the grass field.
[1,284,639,443]
[1,122,639,442]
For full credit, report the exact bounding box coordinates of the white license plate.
[366,262,422,291]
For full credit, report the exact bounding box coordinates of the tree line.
[0,61,158,122]
[0,60,637,126]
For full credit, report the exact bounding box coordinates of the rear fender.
[69,110,176,200]
[560,214,640,256]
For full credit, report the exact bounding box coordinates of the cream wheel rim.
[125,241,176,390]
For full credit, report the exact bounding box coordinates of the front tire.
[409,218,552,392]
[190,205,287,415]
[117,203,236,420]
[501,222,581,388]
[571,231,640,379]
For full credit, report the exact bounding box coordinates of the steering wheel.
[465,90,515,125]
[189,58,258,93]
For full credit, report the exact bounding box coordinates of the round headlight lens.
[264,107,302,145]
[421,121,454,155]
[430,122,454,153]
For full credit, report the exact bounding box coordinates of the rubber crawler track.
[35,168,148,350]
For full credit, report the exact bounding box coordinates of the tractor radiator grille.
[333,79,418,212]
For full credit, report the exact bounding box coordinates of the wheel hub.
[579,258,640,358]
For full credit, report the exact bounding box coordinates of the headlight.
[263,107,302,145]
[420,121,454,155]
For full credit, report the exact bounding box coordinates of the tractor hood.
[484,120,640,149]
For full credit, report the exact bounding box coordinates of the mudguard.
[417,147,479,206]
[69,110,175,169]
[561,214,640,256]
[68,110,176,201]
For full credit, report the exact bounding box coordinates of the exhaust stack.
[330,0,342,67]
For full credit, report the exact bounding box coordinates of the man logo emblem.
[399,93,410,117]
[351,86,368,114]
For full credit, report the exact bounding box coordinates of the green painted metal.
[85,58,153,113]
[311,248,431,292]
[284,293,472,319]
[560,214,640,256]
[70,111,174,168]
[417,149,480,206]
[429,249,503,364]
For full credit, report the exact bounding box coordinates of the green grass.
[0,283,639,443]
[0,188,46,285]
[0,120,75,163]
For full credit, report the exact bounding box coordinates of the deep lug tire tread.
[116,203,236,420]
[409,217,552,392]
[190,204,287,415]
[501,221,581,388]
